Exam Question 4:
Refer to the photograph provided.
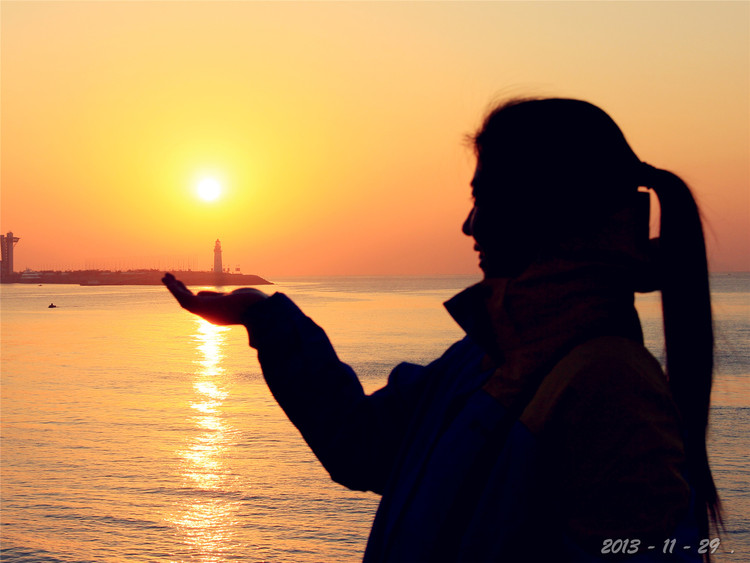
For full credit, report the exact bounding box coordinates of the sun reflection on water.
[167,318,241,560]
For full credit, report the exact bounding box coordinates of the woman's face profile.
[463,166,488,272]
[463,157,537,278]
[463,161,510,276]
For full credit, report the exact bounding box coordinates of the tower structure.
[1,232,20,278]
[213,239,223,273]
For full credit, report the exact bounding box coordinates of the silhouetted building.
[1,232,20,278]
[213,239,223,273]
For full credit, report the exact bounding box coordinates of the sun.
[196,177,222,202]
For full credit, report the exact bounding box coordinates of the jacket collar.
[444,259,644,410]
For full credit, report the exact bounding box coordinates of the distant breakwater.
[0,270,272,287]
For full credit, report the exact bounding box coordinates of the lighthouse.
[213,239,223,273]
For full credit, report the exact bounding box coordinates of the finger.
[162,273,179,288]
[162,276,197,308]
[164,279,189,299]
[162,273,190,292]
[163,275,189,293]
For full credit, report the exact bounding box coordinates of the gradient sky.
[2,1,748,276]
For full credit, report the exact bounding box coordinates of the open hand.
[162,272,268,325]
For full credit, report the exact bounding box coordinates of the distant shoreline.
[0,269,272,287]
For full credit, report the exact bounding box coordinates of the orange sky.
[1,1,748,276]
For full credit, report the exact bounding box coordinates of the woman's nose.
[462,208,475,237]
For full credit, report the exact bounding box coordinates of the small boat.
[48,303,57,308]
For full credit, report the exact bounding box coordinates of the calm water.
[1,274,748,562]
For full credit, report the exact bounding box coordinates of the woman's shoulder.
[520,336,673,436]
[520,336,691,552]
[554,336,668,396]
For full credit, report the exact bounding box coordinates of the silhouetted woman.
[164,97,720,561]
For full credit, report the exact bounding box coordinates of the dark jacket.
[245,270,701,562]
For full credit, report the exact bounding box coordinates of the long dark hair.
[472,97,721,542]
[641,163,722,539]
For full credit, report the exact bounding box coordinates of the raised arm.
[162,273,427,493]
[245,292,431,493]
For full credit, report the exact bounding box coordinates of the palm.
[162,273,268,325]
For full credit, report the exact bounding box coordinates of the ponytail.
[640,163,722,540]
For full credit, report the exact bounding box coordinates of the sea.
[1,274,748,562]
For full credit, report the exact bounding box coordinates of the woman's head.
[465,98,644,277]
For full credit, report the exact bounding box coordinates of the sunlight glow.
[166,317,239,559]
[196,177,222,202]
